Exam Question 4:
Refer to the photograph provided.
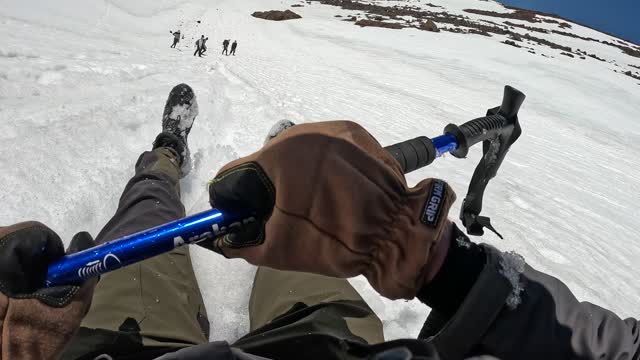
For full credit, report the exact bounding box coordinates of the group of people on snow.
[222,39,238,56]
[170,31,238,57]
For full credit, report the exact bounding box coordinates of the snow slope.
[1,0,639,342]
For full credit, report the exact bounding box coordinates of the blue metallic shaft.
[432,133,458,157]
[46,134,461,287]
[46,209,231,287]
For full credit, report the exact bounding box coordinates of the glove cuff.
[417,224,486,317]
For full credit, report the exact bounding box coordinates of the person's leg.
[63,148,209,360]
[193,47,199,56]
[63,85,208,359]
[232,267,384,358]
[250,267,383,341]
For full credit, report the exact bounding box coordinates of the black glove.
[0,221,96,306]
[0,221,98,359]
[201,163,273,254]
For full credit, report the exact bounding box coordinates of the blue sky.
[498,0,640,45]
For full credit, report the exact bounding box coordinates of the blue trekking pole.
[46,85,525,287]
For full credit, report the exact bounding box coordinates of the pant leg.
[232,267,384,359]
[64,148,209,358]
[249,267,383,342]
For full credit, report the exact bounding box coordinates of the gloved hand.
[205,121,456,299]
[0,222,97,360]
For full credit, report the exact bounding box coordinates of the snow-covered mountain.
[1,0,639,341]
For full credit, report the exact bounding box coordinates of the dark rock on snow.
[252,10,302,21]
[503,40,521,48]
[420,19,439,32]
[355,19,403,29]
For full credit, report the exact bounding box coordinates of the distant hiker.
[230,40,238,56]
[170,30,181,48]
[222,39,230,55]
[194,35,205,57]
[200,37,209,55]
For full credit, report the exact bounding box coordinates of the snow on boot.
[161,83,198,176]
[263,119,296,146]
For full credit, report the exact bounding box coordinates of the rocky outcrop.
[251,10,302,21]
[420,19,439,32]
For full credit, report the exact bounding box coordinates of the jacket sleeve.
[422,243,640,360]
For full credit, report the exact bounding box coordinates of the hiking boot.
[154,83,198,177]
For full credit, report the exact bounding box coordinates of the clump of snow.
[499,251,525,310]
[483,137,501,165]
[169,101,199,134]
[456,234,471,249]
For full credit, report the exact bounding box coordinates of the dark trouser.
[63,148,383,359]
[171,39,178,48]
[230,48,236,55]
[222,48,228,55]
[193,47,200,56]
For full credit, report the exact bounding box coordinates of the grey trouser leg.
[67,148,209,355]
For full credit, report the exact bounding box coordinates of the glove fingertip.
[67,232,96,254]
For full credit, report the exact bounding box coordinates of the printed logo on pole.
[77,253,122,279]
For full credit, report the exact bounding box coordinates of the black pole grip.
[444,114,505,158]
[499,85,526,118]
[383,136,436,174]
[444,85,525,158]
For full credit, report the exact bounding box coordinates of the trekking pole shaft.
[45,209,231,287]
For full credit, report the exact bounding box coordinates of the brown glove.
[206,121,456,299]
[0,222,97,360]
